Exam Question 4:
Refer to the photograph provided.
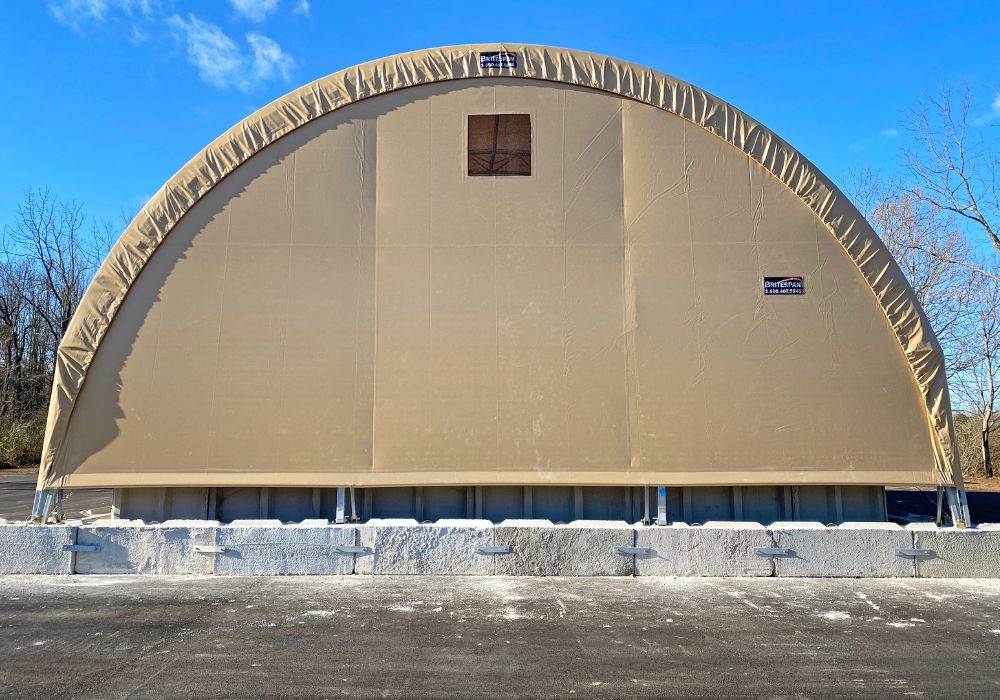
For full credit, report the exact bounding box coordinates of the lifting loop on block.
[193,545,226,554]
[63,544,100,553]
[614,546,654,556]
[477,545,513,555]
[896,548,935,558]
[332,545,371,555]
[755,547,794,557]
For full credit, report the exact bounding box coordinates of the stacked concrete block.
[494,520,635,576]
[75,519,217,574]
[635,522,774,576]
[357,519,495,574]
[215,520,358,575]
[770,522,914,577]
[0,523,75,574]
[911,524,1000,578]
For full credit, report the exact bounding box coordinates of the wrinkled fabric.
[38,44,960,490]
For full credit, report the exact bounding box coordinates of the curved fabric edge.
[36,43,961,491]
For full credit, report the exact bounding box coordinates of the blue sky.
[1,1,998,230]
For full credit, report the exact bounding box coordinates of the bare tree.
[4,189,96,344]
[952,271,1000,478]
[0,189,109,465]
[903,84,1000,281]
[850,169,975,376]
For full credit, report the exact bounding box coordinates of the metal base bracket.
[31,490,55,523]
[944,487,971,528]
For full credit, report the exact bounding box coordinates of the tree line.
[851,86,1000,478]
[0,85,998,476]
[0,189,114,466]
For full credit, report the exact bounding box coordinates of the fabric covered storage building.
[32,44,967,524]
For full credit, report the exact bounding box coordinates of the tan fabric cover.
[37,44,960,489]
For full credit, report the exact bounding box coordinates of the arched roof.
[38,44,960,489]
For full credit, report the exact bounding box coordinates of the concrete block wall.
[76,520,216,575]
[636,522,775,576]
[216,520,357,575]
[771,522,914,577]
[494,520,634,576]
[910,524,1000,578]
[0,523,75,574]
[356,519,494,575]
[3,519,1000,576]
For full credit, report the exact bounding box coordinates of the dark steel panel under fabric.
[114,486,887,524]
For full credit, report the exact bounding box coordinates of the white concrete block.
[635,522,774,576]
[75,520,217,574]
[911,525,1000,578]
[771,522,914,577]
[216,524,357,575]
[494,520,634,576]
[357,519,494,575]
[0,524,75,574]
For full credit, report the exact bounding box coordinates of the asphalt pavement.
[1,576,999,699]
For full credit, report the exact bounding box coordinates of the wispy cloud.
[971,93,1000,126]
[247,33,294,82]
[49,0,155,31]
[167,14,295,92]
[166,15,244,89]
[228,0,281,22]
[879,128,899,138]
[294,0,311,15]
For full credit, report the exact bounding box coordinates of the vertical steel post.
[656,487,667,526]
[732,486,744,521]
[258,488,270,519]
[335,487,346,524]
[414,487,425,522]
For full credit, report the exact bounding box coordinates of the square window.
[468,114,531,176]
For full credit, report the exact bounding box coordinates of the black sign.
[763,276,804,295]
[480,51,517,69]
